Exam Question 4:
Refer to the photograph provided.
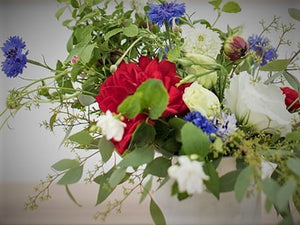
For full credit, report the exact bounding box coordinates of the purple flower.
[248,34,278,66]
[184,111,217,141]
[147,1,185,27]
[1,36,28,78]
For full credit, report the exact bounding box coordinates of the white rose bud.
[183,82,220,118]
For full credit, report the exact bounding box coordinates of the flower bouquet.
[1,0,300,224]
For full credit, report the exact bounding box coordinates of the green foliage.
[150,198,166,225]
[234,166,253,202]
[288,8,300,21]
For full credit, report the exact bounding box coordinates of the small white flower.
[96,110,126,141]
[168,156,209,195]
[182,25,222,58]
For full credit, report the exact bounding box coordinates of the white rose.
[96,110,126,141]
[223,73,292,135]
[183,82,220,118]
[168,156,209,195]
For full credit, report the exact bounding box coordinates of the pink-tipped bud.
[71,55,79,64]
[224,35,248,61]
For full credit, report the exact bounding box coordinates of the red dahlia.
[96,56,189,154]
[281,87,300,112]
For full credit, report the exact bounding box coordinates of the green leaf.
[118,146,154,168]
[69,130,94,146]
[203,162,220,199]
[94,170,115,205]
[222,1,241,13]
[137,79,169,119]
[286,131,300,141]
[123,24,139,37]
[70,0,79,8]
[140,177,152,203]
[118,79,168,119]
[208,0,222,10]
[219,170,241,192]
[234,166,252,202]
[288,8,300,21]
[129,122,155,150]
[260,59,290,71]
[65,185,82,207]
[52,159,80,171]
[262,178,280,205]
[104,28,122,41]
[57,165,83,185]
[109,167,127,188]
[150,198,166,225]
[166,47,180,63]
[49,112,57,132]
[78,94,95,106]
[98,138,115,162]
[287,158,300,176]
[277,178,296,212]
[181,123,210,157]
[117,93,142,119]
[55,6,67,20]
[283,71,300,91]
[144,157,171,177]
[80,44,95,64]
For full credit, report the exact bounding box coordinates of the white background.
[0,0,300,182]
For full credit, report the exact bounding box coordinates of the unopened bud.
[110,64,118,74]
[224,35,248,61]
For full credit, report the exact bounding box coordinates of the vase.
[154,157,262,225]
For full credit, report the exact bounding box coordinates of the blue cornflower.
[1,36,28,78]
[147,1,185,27]
[212,113,237,140]
[184,111,217,141]
[248,34,278,66]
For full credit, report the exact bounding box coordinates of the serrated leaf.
[52,159,80,171]
[69,130,93,146]
[222,1,241,13]
[98,138,115,162]
[57,165,83,185]
[150,198,166,225]
[118,146,154,168]
[181,123,210,157]
[144,157,171,177]
[277,178,296,212]
[234,166,252,202]
[123,24,139,37]
[104,28,122,41]
[78,94,95,106]
[288,8,300,21]
[65,185,82,207]
[287,158,300,176]
[140,177,152,203]
[260,59,290,71]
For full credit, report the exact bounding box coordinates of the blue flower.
[248,34,278,66]
[184,111,217,141]
[1,36,28,78]
[147,1,185,27]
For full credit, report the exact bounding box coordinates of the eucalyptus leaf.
[65,185,82,207]
[234,166,252,202]
[222,1,241,13]
[203,162,220,199]
[260,59,290,71]
[69,129,94,146]
[276,178,296,212]
[129,122,155,150]
[181,123,210,157]
[118,146,154,168]
[109,167,127,188]
[262,178,280,205]
[52,159,80,171]
[144,157,171,177]
[219,170,241,192]
[98,138,115,162]
[288,8,300,21]
[78,94,95,106]
[57,165,83,185]
[287,158,300,176]
[140,177,153,203]
[150,198,166,225]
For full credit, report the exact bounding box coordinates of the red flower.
[224,35,248,61]
[96,56,189,154]
[281,87,300,112]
